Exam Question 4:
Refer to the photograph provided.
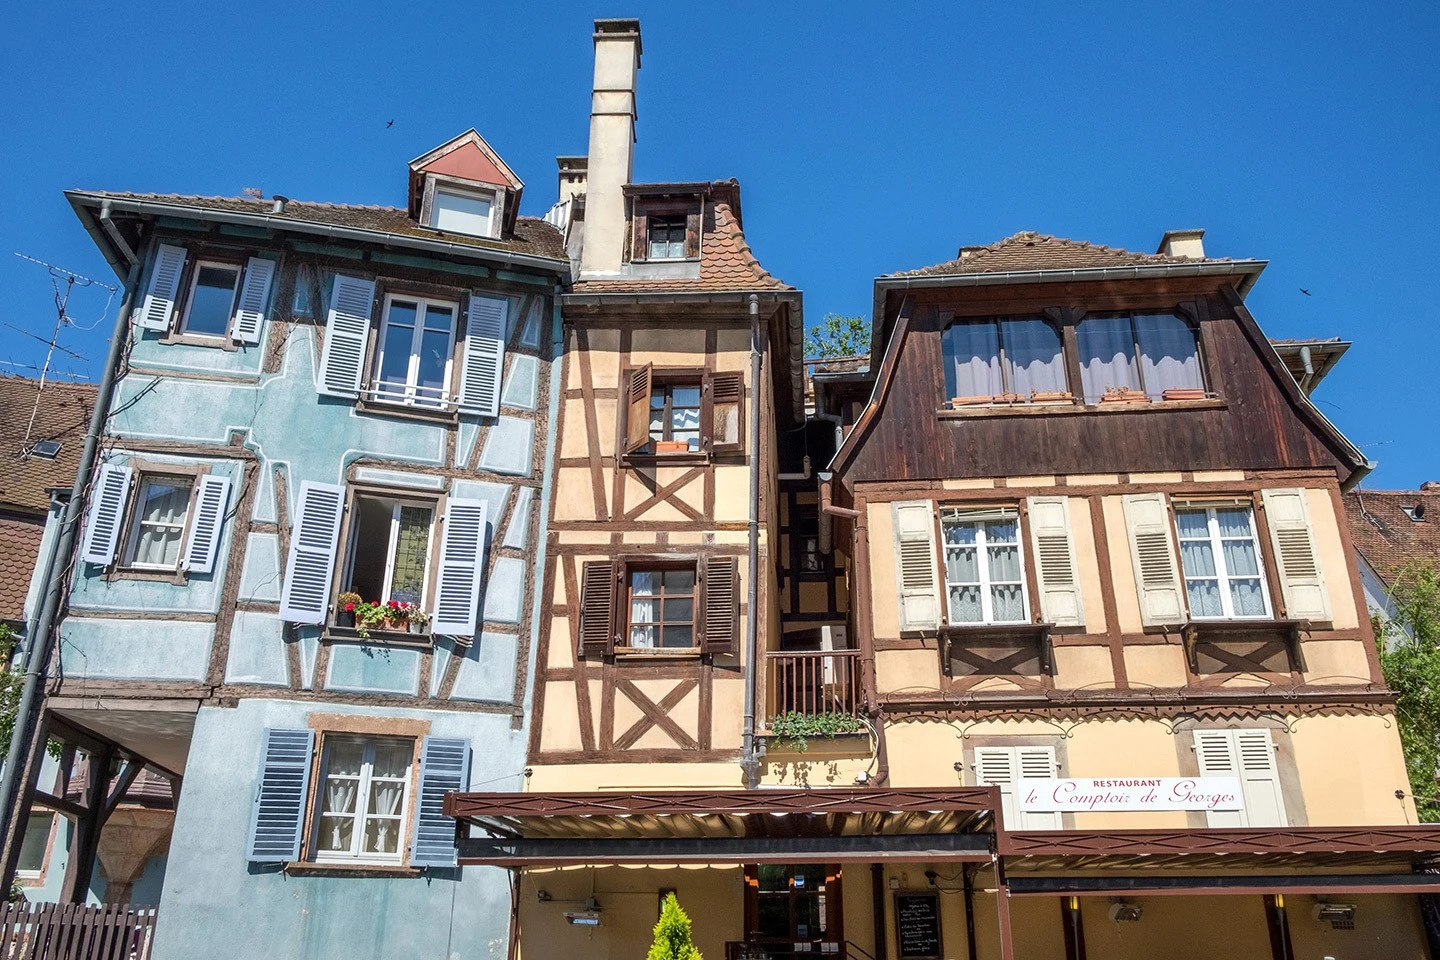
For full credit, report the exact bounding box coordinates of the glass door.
[746,864,842,954]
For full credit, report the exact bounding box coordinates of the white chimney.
[556,156,588,204]
[1157,229,1205,259]
[579,18,642,277]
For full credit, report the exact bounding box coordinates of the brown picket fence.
[0,902,155,960]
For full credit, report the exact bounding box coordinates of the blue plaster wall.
[149,699,523,960]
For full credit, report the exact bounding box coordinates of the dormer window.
[430,186,496,239]
[647,216,687,260]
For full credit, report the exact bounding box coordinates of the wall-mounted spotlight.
[1108,901,1143,923]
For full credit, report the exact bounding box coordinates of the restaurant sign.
[1017,777,1244,812]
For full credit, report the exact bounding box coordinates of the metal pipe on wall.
[741,293,763,787]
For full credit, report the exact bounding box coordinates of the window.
[372,296,457,408]
[942,318,1067,402]
[941,508,1028,624]
[313,735,413,863]
[649,383,702,451]
[647,215,687,259]
[1192,728,1287,827]
[752,865,833,941]
[1077,312,1203,403]
[791,501,823,575]
[973,745,1061,829]
[625,567,697,650]
[342,495,436,608]
[15,813,54,877]
[122,475,194,570]
[430,186,495,238]
[292,263,312,316]
[180,261,242,337]
[1176,504,1271,619]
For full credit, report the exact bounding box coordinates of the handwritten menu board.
[894,892,942,959]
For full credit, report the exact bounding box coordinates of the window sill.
[623,451,710,466]
[939,622,1054,676]
[324,625,434,650]
[104,566,188,585]
[355,397,460,425]
[614,647,703,660]
[936,397,1226,419]
[159,331,240,351]
[1182,618,1305,672]
[284,862,421,879]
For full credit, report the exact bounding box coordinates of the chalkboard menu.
[894,891,942,959]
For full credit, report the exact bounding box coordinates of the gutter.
[67,192,571,280]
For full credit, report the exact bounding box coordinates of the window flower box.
[950,395,997,407]
[1099,388,1150,404]
[653,440,691,454]
[1162,387,1207,401]
[1029,390,1074,403]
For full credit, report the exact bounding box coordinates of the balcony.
[766,650,863,721]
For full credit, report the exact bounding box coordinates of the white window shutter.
[279,481,345,625]
[974,746,1019,828]
[431,497,488,636]
[458,295,507,416]
[136,243,187,331]
[1235,729,1287,827]
[1193,729,1246,827]
[80,463,133,565]
[181,474,232,574]
[1016,746,1062,830]
[1260,488,1331,622]
[317,274,376,398]
[893,500,940,631]
[1121,493,1185,626]
[1027,496,1085,628]
[231,257,277,345]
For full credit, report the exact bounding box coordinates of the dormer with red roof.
[407,129,525,241]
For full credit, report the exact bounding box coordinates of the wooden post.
[0,712,53,891]
[1061,895,1087,960]
[992,855,1016,960]
[60,740,114,903]
[870,863,889,960]
[962,865,978,960]
[1263,894,1294,960]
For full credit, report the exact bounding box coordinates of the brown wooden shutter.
[684,210,701,259]
[706,372,744,453]
[631,211,649,262]
[578,561,618,659]
[623,364,654,455]
[701,556,739,656]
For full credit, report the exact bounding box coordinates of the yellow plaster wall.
[1123,643,1188,688]
[1052,645,1115,690]
[1304,486,1360,630]
[524,761,743,792]
[875,648,941,697]
[1291,712,1415,824]
[627,327,707,367]
[1301,639,1373,685]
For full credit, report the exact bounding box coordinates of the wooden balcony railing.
[766,650,862,720]
[0,902,156,959]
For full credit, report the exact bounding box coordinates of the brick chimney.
[579,18,642,277]
[1156,229,1205,259]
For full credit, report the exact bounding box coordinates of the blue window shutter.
[245,728,315,863]
[458,295,507,416]
[409,737,471,868]
[430,498,487,637]
[137,243,187,331]
[181,474,232,574]
[278,481,346,625]
[80,463,133,566]
[317,274,376,398]
[231,256,277,345]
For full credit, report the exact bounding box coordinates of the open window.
[621,367,744,457]
[1077,312,1205,403]
[339,494,437,620]
[628,198,701,262]
[180,261,243,338]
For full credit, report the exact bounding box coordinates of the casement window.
[180,261,242,338]
[630,203,701,262]
[1077,312,1204,403]
[1175,504,1272,619]
[620,365,744,456]
[647,215,687,260]
[135,243,277,345]
[1192,728,1287,827]
[292,263,313,316]
[430,185,496,239]
[313,735,413,864]
[371,295,458,409]
[942,318,1068,402]
[80,462,231,575]
[15,813,54,878]
[972,745,1062,830]
[246,729,471,868]
[941,508,1029,624]
[577,557,739,659]
[342,495,437,608]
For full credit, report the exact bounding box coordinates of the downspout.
[1298,344,1315,393]
[741,294,763,788]
[0,260,142,887]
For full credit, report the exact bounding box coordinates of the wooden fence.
[0,903,155,960]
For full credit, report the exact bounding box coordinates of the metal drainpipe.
[0,261,141,887]
[741,294,763,788]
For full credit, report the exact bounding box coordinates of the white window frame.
[370,294,459,409]
[122,473,196,571]
[941,508,1031,625]
[342,494,438,607]
[429,185,497,239]
[15,812,55,879]
[311,734,414,865]
[179,259,243,338]
[1175,504,1273,620]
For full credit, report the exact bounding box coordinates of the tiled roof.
[80,192,567,262]
[0,516,43,621]
[0,376,94,515]
[893,231,1237,277]
[1344,488,1440,587]
[572,200,793,294]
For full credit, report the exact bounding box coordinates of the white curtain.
[1001,319,1067,397]
[943,323,1002,399]
[1134,313,1202,398]
[1077,317,1141,403]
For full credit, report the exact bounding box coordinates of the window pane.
[377,317,415,396]
[1077,316,1141,403]
[1001,319,1067,397]
[663,597,693,623]
[134,526,183,568]
[1222,538,1260,578]
[758,865,789,892]
[185,265,239,336]
[318,815,354,853]
[422,304,454,332]
[433,189,493,237]
[132,479,190,568]
[1175,509,1211,539]
[671,386,700,409]
[363,818,401,855]
[992,584,1025,621]
[757,896,790,936]
[1230,579,1267,616]
[661,625,693,647]
[1180,540,1217,578]
[371,741,411,779]
[368,779,405,818]
[631,571,660,596]
[949,585,982,622]
[1134,313,1202,398]
[663,569,696,593]
[988,545,1021,582]
[1187,579,1224,618]
[388,505,431,605]
[327,739,365,778]
[140,480,189,525]
[16,814,52,873]
[944,522,978,546]
[945,546,978,584]
[985,519,1018,544]
[1215,508,1253,538]
[630,597,658,624]
[629,625,657,648]
[943,322,1003,399]
[416,328,451,405]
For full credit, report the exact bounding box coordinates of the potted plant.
[383,600,408,631]
[766,711,867,752]
[405,606,431,635]
[653,440,690,454]
[335,592,362,628]
[1099,386,1149,404]
[648,892,702,960]
[353,601,389,640]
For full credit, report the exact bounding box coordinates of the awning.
[444,787,1000,866]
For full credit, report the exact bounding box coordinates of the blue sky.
[2,1,1435,487]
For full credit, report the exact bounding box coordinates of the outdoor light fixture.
[1108,901,1143,923]
[564,912,602,927]
[1313,902,1357,927]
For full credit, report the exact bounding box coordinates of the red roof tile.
[894,231,1238,277]
[0,376,94,515]
[1344,489,1440,587]
[0,516,42,621]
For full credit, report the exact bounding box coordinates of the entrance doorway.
[743,864,843,954]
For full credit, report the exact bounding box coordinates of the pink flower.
[345,602,355,612]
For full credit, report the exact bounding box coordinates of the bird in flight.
[1300,288,1311,296]
[386,119,395,128]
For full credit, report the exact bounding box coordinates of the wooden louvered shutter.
[137,243,187,331]
[1122,493,1185,626]
[80,463,134,566]
[409,737,472,868]
[707,372,744,453]
[1193,729,1246,827]
[623,364,654,455]
[974,746,1020,828]
[578,561,618,659]
[1016,746,1062,830]
[893,500,941,631]
[684,210,701,258]
[1260,488,1331,622]
[231,257,276,344]
[702,556,739,656]
[630,212,648,262]
[245,728,314,862]
[431,498,487,636]
[181,474,232,574]
[458,295,507,416]
[278,482,345,625]
[1026,496,1084,628]
[1234,728,1287,827]
[317,274,375,398]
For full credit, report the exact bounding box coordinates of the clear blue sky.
[2,1,1434,488]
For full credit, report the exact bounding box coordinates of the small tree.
[804,313,869,360]
[647,892,702,960]
[1378,563,1440,821]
